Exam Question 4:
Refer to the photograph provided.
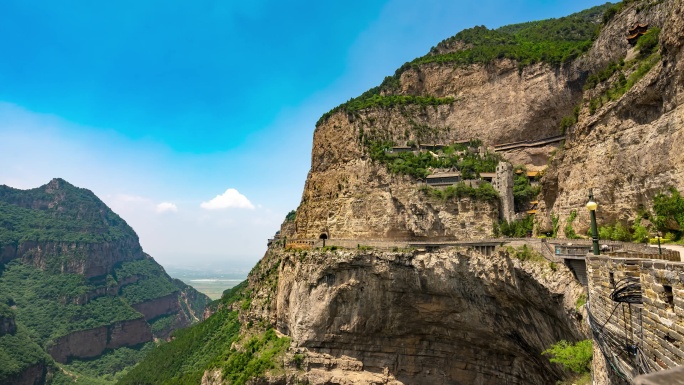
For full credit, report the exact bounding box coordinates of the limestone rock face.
[0,239,144,278]
[536,0,684,234]
[248,248,586,385]
[293,9,636,241]
[295,60,580,240]
[132,292,181,321]
[46,318,152,363]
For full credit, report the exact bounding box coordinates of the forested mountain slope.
[0,178,211,385]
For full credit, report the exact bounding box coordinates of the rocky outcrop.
[295,62,573,240]
[242,247,586,385]
[0,313,17,336]
[46,318,152,363]
[0,239,145,278]
[296,156,500,240]
[132,292,181,321]
[536,0,683,233]
[292,7,638,241]
[2,363,47,385]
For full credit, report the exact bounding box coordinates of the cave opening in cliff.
[319,233,328,247]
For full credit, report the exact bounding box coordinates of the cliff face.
[294,61,571,240]
[0,238,144,278]
[294,0,684,243]
[296,145,499,240]
[133,293,181,321]
[47,318,152,363]
[292,7,621,241]
[242,247,586,385]
[536,0,683,232]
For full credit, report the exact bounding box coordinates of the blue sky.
[0,0,609,271]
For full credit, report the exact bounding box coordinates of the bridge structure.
[283,237,538,255]
[282,236,681,289]
[542,239,681,287]
[492,135,566,152]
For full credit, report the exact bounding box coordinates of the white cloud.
[156,202,178,213]
[201,188,255,210]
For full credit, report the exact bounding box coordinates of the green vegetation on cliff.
[0,261,142,345]
[0,324,51,382]
[368,140,500,179]
[543,339,593,374]
[317,94,455,126]
[0,179,134,245]
[652,187,684,240]
[411,3,609,69]
[118,282,290,385]
[316,4,610,127]
[512,166,541,212]
[586,28,661,115]
[420,183,500,203]
[115,259,178,305]
[52,343,156,384]
[498,215,534,238]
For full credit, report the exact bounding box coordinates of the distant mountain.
[0,178,211,385]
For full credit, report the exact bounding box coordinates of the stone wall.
[493,162,515,222]
[586,256,684,384]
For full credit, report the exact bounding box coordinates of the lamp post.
[586,190,600,255]
[657,232,662,255]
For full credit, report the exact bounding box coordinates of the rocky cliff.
[291,5,614,241]
[536,0,684,234]
[47,318,152,363]
[264,247,585,384]
[0,179,211,384]
[293,0,683,243]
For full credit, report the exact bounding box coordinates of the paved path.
[649,244,684,262]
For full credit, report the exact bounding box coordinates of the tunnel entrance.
[319,233,328,247]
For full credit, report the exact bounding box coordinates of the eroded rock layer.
[241,247,586,385]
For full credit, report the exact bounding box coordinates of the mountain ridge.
[0,178,211,385]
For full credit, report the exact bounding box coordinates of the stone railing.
[604,249,680,262]
[282,237,538,252]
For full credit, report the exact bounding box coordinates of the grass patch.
[420,182,499,203]
[505,245,545,263]
[543,339,593,374]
